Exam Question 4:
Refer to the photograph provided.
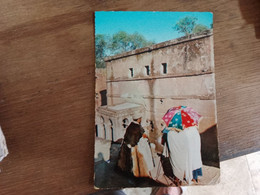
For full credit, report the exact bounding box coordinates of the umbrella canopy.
[162,106,201,131]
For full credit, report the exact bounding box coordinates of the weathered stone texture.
[106,33,214,81]
[102,31,216,139]
[95,68,107,108]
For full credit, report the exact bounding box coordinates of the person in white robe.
[162,125,202,184]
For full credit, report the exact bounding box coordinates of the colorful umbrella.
[162,106,202,131]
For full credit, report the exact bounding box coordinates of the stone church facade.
[96,30,216,144]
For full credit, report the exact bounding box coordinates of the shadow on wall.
[200,125,220,168]
[239,0,260,39]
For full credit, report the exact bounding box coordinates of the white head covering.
[132,112,143,120]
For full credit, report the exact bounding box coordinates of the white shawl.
[164,126,202,184]
[131,137,154,177]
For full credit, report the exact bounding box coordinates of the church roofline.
[104,30,213,62]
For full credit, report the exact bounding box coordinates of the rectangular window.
[162,63,167,74]
[145,65,150,75]
[129,68,134,77]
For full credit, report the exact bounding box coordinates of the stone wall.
[95,68,107,109]
[105,31,216,142]
[106,32,214,81]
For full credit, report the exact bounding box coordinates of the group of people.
[117,111,203,186]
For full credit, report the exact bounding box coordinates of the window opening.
[109,119,114,141]
[129,68,134,77]
[162,63,167,74]
[95,125,98,137]
[145,65,150,75]
[122,118,129,128]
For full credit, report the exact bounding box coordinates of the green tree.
[192,24,209,34]
[95,34,108,68]
[110,31,155,55]
[129,32,155,50]
[174,16,198,36]
[95,31,155,68]
[110,31,130,55]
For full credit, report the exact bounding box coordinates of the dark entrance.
[100,89,107,106]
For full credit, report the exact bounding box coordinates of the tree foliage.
[95,31,155,68]
[95,34,109,68]
[192,24,209,34]
[174,16,211,36]
[174,16,198,36]
[110,31,155,55]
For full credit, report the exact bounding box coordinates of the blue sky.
[95,11,213,43]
